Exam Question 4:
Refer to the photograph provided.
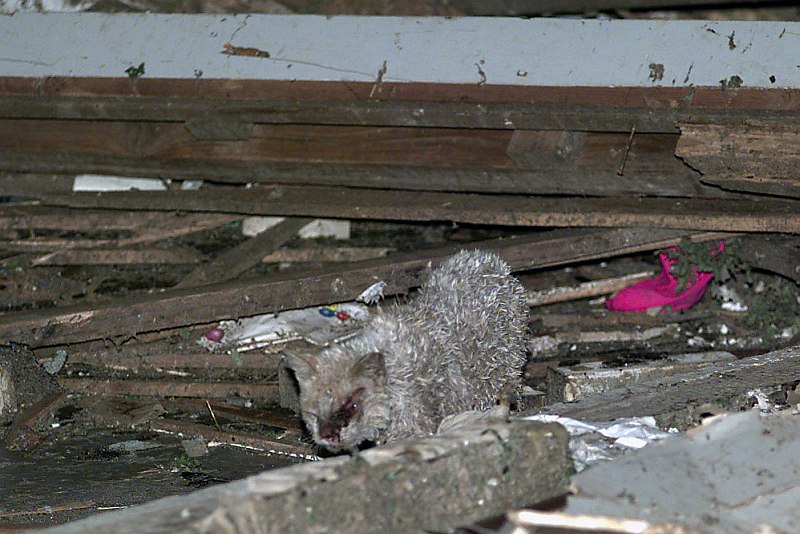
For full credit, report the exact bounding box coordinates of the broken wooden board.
[539,344,800,430]
[41,419,569,534]
[677,123,800,198]
[0,228,731,348]
[41,187,799,233]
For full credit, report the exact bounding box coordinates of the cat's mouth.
[317,387,367,446]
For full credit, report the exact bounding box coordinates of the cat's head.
[284,349,390,452]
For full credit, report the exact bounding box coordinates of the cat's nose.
[319,420,341,442]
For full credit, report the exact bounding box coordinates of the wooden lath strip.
[41,187,800,233]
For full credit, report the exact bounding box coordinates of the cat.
[284,249,528,453]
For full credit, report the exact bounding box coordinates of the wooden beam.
[0,228,732,347]
[161,398,302,433]
[41,187,800,233]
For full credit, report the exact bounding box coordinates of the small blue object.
[319,308,335,317]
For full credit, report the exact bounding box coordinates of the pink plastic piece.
[605,241,725,313]
[204,327,225,342]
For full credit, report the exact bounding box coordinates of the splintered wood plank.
[30,247,206,266]
[42,187,800,233]
[0,228,731,347]
[175,217,313,288]
[676,123,800,198]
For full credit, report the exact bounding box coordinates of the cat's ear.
[350,351,386,382]
[283,351,317,382]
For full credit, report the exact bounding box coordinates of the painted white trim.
[0,13,798,87]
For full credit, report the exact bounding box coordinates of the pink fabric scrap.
[605,241,725,313]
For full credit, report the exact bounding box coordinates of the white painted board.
[0,14,798,87]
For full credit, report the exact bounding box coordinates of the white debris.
[521,414,676,472]
[198,302,369,352]
[42,349,67,375]
[748,389,777,413]
[356,281,387,305]
[73,175,167,191]
[715,284,749,312]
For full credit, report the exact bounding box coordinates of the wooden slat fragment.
[527,271,655,307]
[176,217,312,288]
[0,206,181,231]
[30,247,206,266]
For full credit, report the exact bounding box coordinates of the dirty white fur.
[284,250,528,452]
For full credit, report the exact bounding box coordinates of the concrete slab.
[565,409,800,533]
